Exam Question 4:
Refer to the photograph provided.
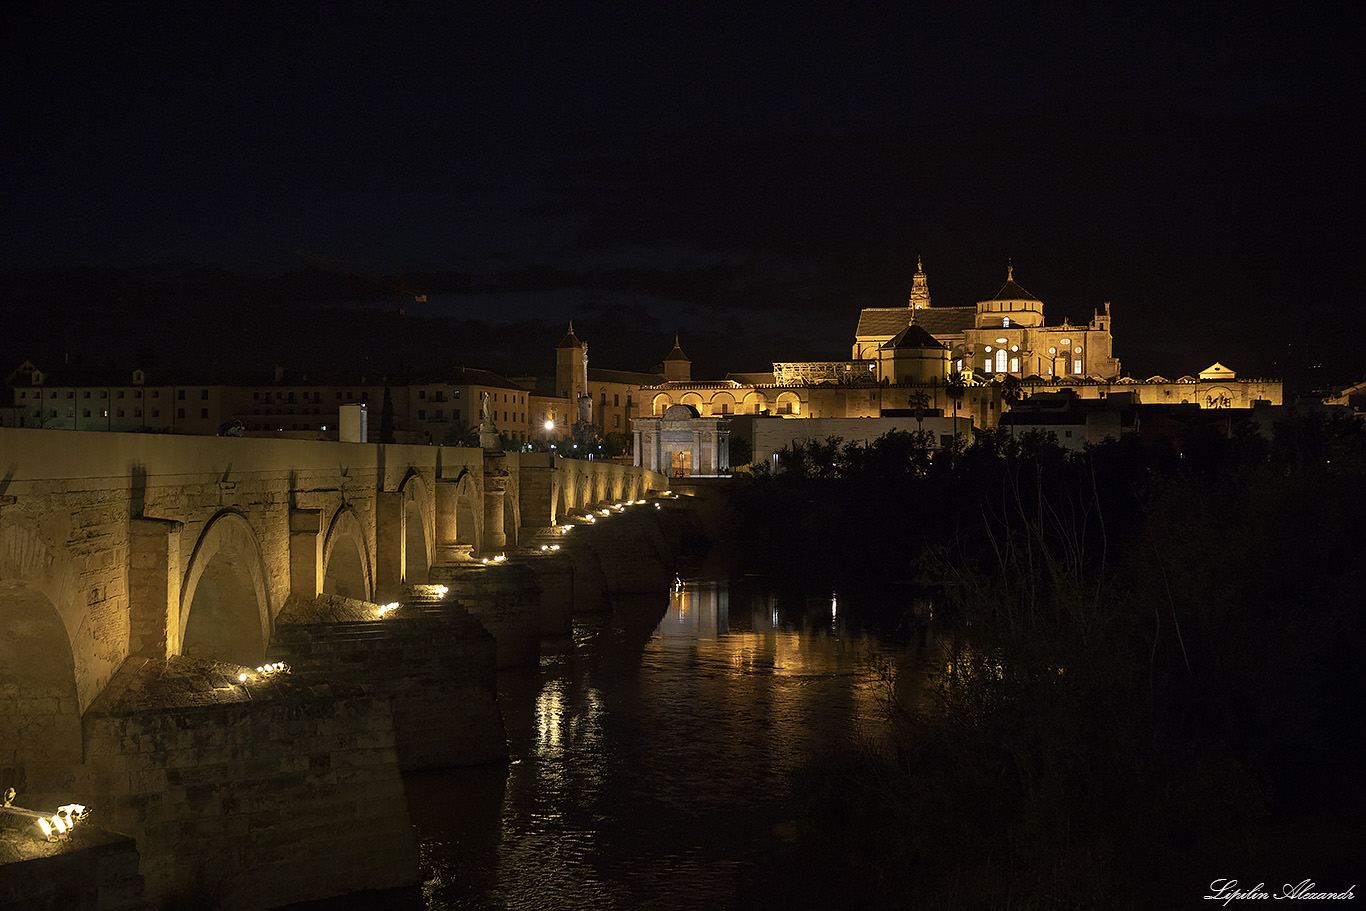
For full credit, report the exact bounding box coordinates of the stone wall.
[73,657,418,910]
[0,806,145,910]
[271,593,506,769]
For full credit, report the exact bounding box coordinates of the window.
[984,359,992,373]
[134,409,142,417]
[83,391,91,399]
[253,392,260,400]
[418,409,426,420]
[1065,430,1073,438]
[152,409,160,417]
[614,415,621,427]
[1003,317,1011,327]
[1010,357,1019,373]
[614,394,620,407]
[135,391,141,399]
[178,390,185,400]
[117,391,125,399]
[1074,359,1083,374]
[82,409,91,417]
[177,408,185,418]
[200,389,209,400]
[117,409,125,417]
[995,349,1007,372]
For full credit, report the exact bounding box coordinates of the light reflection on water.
[403,578,921,911]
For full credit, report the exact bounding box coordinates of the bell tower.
[908,256,932,309]
[556,321,588,402]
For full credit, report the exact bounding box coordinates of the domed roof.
[982,265,1040,303]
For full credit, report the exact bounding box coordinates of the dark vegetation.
[724,411,1366,908]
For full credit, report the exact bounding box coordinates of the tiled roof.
[588,367,665,385]
[726,371,777,385]
[856,307,975,339]
[881,322,948,351]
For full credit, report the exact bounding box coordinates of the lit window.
[1010,357,1019,373]
[995,349,1007,372]
[1003,317,1011,327]
[1073,359,1083,374]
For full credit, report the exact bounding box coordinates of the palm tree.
[999,374,1024,437]
[946,371,967,432]
[908,390,930,434]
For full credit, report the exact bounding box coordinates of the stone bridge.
[0,427,671,907]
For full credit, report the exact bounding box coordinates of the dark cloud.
[1,3,1359,387]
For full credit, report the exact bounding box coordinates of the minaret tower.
[908,256,932,309]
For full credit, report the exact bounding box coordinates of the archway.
[181,511,270,666]
[322,506,372,601]
[710,392,736,415]
[775,392,802,415]
[741,391,769,415]
[398,472,432,584]
[0,581,83,774]
[651,393,673,416]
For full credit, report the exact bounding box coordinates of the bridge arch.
[397,470,433,584]
[0,580,84,777]
[180,510,271,667]
[321,505,373,601]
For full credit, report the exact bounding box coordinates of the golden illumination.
[376,602,400,617]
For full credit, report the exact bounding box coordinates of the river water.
[396,577,924,911]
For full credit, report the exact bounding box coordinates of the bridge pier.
[373,489,404,600]
[127,517,184,660]
[287,507,324,600]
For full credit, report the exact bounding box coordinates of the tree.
[379,385,395,443]
[728,434,753,467]
[946,371,967,425]
[908,390,931,434]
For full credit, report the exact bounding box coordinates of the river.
[387,576,924,911]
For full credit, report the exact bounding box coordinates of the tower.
[908,256,931,309]
[556,321,588,403]
[662,335,691,383]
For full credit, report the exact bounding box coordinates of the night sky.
[3,3,1360,386]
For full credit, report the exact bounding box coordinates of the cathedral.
[853,260,1120,382]
[634,258,1283,471]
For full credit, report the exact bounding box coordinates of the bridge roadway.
[0,426,670,907]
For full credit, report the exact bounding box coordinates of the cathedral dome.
[976,265,1044,328]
